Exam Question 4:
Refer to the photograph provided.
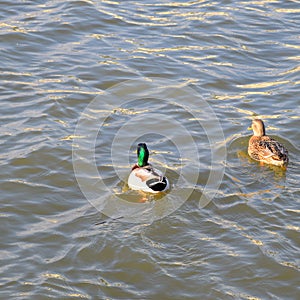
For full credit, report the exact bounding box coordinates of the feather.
[248,119,288,167]
[128,143,169,193]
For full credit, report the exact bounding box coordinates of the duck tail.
[146,177,168,192]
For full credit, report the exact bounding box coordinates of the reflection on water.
[227,136,289,204]
[1,0,300,299]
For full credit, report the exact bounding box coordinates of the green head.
[137,143,149,167]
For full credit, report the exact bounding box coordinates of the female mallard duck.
[128,143,169,193]
[248,119,288,167]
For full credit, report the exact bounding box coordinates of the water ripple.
[1,0,299,298]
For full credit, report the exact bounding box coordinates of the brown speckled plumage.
[248,119,288,167]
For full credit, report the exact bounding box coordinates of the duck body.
[128,164,169,193]
[128,143,169,193]
[248,119,288,167]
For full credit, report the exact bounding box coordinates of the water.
[1,0,299,299]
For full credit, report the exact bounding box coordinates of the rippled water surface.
[1,0,300,299]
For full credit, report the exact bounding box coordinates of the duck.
[248,119,288,167]
[128,143,169,193]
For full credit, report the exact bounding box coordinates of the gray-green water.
[1,1,299,299]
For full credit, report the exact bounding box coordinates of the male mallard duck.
[128,143,169,193]
[248,119,288,167]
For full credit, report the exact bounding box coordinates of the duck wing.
[132,165,168,192]
[144,166,168,191]
[259,136,288,160]
[146,176,168,191]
